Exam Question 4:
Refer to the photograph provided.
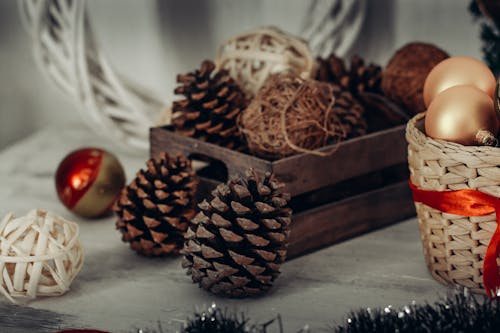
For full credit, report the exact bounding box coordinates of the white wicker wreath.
[0,210,84,303]
[19,0,365,150]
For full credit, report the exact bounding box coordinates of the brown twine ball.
[239,73,345,160]
[215,26,315,99]
[381,42,449,115]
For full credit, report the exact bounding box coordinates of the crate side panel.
[287,181,415,259]
[273,125,407,196]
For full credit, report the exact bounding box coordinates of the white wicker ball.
[0,210,84,303]
[215,26,316,98]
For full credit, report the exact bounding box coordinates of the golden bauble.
[423,56,496,107]
[425,85,499,146]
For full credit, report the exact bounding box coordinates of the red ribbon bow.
[409,180,500,297]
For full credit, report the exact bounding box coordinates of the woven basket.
[406,113,500,293]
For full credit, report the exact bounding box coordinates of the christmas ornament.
[425,85,499,146]
[55,147,126,218]
[382,42,449,115]
[423,56,496,107]
[182,169,292,297]
[215,26,315,98]
[0,210,84,303]
[315,53,383,96]
[114,152,198,256]
[239,73,364,159]
[172,60,247,151]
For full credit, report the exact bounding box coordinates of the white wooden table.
[0,124,449,332]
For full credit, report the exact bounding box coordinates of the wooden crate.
[150,124,415,259]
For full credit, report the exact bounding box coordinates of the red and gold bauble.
[425,85,499,146]
[423,56,496,107]
[55,148,126,218]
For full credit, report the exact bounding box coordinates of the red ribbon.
[409,180,500,297]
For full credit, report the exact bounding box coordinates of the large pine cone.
[331,84,367,139]
[316,54,382,96]
[114,153,198,256]
[172,60,247,151]
[182,169,292,297]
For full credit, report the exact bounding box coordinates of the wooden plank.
[287,181,415,259]
[150,127,272,177]
[272,125,407,195]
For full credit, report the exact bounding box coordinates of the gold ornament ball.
[425,85,499,146]
[423,56,496,107]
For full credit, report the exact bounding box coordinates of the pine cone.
[316,54,382,96]
[182,169,292,297]
[331,84,367,139]
[172,60,247,151]
[114,153,198,256]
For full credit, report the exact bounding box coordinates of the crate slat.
[272,125,407,194]
[287,181,414,259]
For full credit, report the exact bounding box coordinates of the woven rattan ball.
[382,42,449,115]
[239,73,344,160]
[0,210,84,303]
[215,26,315,98]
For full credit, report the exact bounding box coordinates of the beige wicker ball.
[215,26,315,98]
[0,210,84,303]
[406,113,500,294]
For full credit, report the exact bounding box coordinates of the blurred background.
[0,0,483,150]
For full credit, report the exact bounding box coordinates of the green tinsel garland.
[129,291,499,333]
[337,291,500,333]
[469,0,500,75]
[181,304,277,333]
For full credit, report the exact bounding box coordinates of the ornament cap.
[476,129,498,146]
